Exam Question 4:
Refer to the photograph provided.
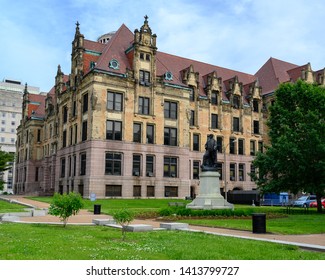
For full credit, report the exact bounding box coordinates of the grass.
[0,223,324,260]
[0,199,28,213]
[179,214,325,235]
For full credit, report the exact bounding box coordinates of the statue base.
[186,171,234,210]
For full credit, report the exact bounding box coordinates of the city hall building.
[14,17,325,198]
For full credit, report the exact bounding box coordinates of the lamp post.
[223,139,237,202]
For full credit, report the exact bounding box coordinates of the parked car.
[292,195,316,208]
[309,198,325,209]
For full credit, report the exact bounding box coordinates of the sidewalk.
[2,196,325,252]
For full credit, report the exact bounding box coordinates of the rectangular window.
[193,134,200,151]
[35,167,39,181]
[238,139,244,155]
[253,120,259,134]
[82,93,88,113]
[164,186,178,197]
[146,124,154,144]
[233,117,240,132]
[250,165,256,181]
[230,163,236,181]
[164,127,177,146]
[82,121,87,141]
[37,129,41,142]
[230,138,236,154]
[133,185,141,197]
[73,154,76,176]
[258,141,263,153]
[60,158,66,178]
[106,120,122,140]
[164,101,178,119]
[80,153,87,175]
[68,156,72,177]
[132,154,141,176]
[107,92,123,111]
[138,97,150,115]
[146,155,154,177]
[250,140,256,156]
[233,96,240,108]
[69,126,73,146]
[211,114,218,129]
[189,87,195,102]
[74,124,78,144]
[133,123,142,143]
[62,130,67,148]
[190,110,195,126]
[105,185,122,197]
[239,163,245,181]
[72,100,77,116]
[193,160,200,179]
[216,137,223,153]
[63,106,68,123]
[253,99,259,112]
[164,156,177,178]
[105,152,122,175]
[139,70,150,85]
[147,186,155,197]
[211,91,218,105]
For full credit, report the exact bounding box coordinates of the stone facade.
[14,17,325,198]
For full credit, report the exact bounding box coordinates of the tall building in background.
[0,79,42,193]
[14,17,325,198]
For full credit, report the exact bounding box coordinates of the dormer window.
[164,71,173,81]
[109,59,119,70]
[233,95,240,109]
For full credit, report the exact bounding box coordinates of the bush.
[48,192,84,227]
[113,209,134,240]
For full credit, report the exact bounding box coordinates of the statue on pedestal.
[202,134,218,171]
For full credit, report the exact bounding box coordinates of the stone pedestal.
[186,171,234,210]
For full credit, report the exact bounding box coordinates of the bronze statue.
[202,134,218,171]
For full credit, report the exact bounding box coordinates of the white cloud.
[0,0,324,91]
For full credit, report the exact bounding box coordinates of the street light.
[223,139,237,202]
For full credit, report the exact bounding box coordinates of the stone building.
[0,79,42,194]
[14,17,325,198]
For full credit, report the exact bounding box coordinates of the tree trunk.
[316,194,323,213]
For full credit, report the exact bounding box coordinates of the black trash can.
[94,204,101,215]
[252,213,266,233]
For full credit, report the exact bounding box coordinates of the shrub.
[48,192,84,227]
[113,209,134,240]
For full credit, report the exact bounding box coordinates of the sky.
[1,0,324,92]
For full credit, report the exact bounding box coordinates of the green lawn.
[0,223,324,260]
[0,199,28,213]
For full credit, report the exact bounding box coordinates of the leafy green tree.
[251,80,325,212]
[113,209,134,240]
[48,192,84,227]
[0,148,14,191]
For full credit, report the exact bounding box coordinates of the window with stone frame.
[211,91,218,105]
[253,99,259,112]
[132,154,141,176]
[146,155,154,177]
[211,114,218,129]
[164,127,177,146]
[105,152,122,175]
[138,96,150,115]
[238,139,244,155]
[146,124,154,144]
[107,91,123,111]
[80,153,87,175]
[133,123,142,143]
[233,117,240,132]
[193,160,200,179]
[233,95,240,109]
[230,163,236,181]
[164,101,178,119]
[239,163,245,181]
[253,120,260,134]
[106,120,122,140]
[163,156,177,178]
[250,140,256,156]
[164,186,178,197]
[193,133,200,151]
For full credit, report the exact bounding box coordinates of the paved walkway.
[2,196,325,252]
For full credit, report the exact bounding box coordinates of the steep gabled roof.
[255,57,298,95]
[27,94,46,119]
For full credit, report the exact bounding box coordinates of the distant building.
[14,17,325,198]
[0,79,42,193]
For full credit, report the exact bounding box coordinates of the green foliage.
[48,192,83,227]
[0,148,14,191]
[158,206,255,217]
[251,80,325,212]
[112,209,134,240]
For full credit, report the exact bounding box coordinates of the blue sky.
[1,0,324,92]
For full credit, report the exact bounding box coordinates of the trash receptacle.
[252,213,266,233]
[94,204,101,215]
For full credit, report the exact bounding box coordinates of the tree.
[113,209,134,240]
[0,148,14,191]
[48,192,84,227]
[251,80,325,212]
